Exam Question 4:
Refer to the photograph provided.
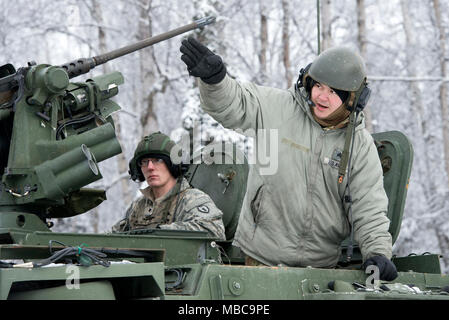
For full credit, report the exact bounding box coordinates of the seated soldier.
[112,131,226,240]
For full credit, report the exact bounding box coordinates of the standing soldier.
[112,131,226,240]
[180,37,397,281]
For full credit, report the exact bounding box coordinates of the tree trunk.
[137,0,159,133]
[432,0,449,183]
[431,0,449,268]
[89,0,106,233]
[91,0,133,217]
[320,0,332,51]
[281,0,292,87]
[356,0,373,133]
[400,0,432,190]
[399,0,442,239]
[400,0,426,136]
[258,0,268,84]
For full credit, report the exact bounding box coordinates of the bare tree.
[320,0,333,51]
[258,0,268,85]
[400,0,426,137]
[431,0,449,267]
[90,0,133,221]
[396,0,440,254]
[432,0,449,182]
[399,0,435,199]
[356,0,373,133]
[281,0,292,87]
[137,0,164,134]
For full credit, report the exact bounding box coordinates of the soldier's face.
[140,158,175,189]
[311,82,343,119]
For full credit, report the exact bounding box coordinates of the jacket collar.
[139,177,190,202]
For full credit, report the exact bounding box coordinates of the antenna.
[317,0,321,54]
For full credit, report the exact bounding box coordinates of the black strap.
[338,112,356,183]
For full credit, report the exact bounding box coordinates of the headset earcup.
[356,86,371,112]
[128,158,145,182]
[168,163,181,178]
[304,76,315,95]
[296,63,312,89]
[171,163,190,178]
[173,164,180,178]
[347,84,371,113]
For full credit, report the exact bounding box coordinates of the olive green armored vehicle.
[1,17,448,301]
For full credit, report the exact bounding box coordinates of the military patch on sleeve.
[197,205,210,213]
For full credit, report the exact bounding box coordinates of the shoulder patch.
[197,205,210,213]
[182,188,213,211]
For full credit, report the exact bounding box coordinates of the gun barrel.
[61,16,216,79]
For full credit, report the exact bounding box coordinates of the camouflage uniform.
[112,177,225,240]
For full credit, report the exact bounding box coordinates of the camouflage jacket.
[112,178,225,240]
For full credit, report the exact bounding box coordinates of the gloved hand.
[180,37,226,84]
[362,255,398,281]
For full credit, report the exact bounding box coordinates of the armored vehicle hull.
[1,132,449,301]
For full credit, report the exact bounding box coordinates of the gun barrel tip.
[206,15,217,23]
[195,15,216,27]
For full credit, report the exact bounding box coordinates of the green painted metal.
[0,224,220,266]
[1,71,122,212]
[47,188,107,218]
[8,281,116,300]
[340,130,413,255]
[393,254,442,274]
[0,211,49,232]
[164,264,449,300]
[372,131,413,244]
[1,262,165,300]
[186,142,249,240]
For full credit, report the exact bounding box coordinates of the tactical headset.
[295,62,371,113]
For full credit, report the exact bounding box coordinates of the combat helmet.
[128,131,183,182]
[297,46,371,112]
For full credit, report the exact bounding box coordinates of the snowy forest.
[1,0,449,272]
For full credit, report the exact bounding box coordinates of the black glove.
[180,37,226,84]
[362,255,398,281]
